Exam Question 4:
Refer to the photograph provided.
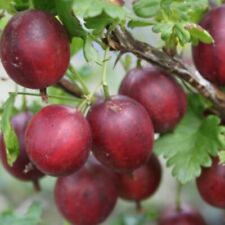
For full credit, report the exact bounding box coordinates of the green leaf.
[188,93,212,116]
[133,0,160,18]
[185,23,214,45]
[32,0,56,14]
[0,202,43,225]
[155,98,225,183]
[128,19,153,28]
[83,36,99,63]
[174,23,190,45]
[12,0,30,11]
[73,0,128,20]
[70,37,84,56]
[133,0,209,47]
[1,94,19,166]
[85,13,113,35]
[218,151,225,165]
[0,0,14,13]
[160,0,208,23]
[55,0,87,38]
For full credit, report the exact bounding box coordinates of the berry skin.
[0,9,70,89]
[115,154,161,201]
[0,112,44,182]
[196,157,225,208]
[192,5,225,85]
[25,105,92,176]
[55,160,118,225]
[87,95,154,172]
[119,67,187,133]
[158,205,207,225]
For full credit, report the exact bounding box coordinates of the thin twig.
[106,26,225,119]
[56,78,84,98]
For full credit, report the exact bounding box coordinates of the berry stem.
[69,65,90,95]
[40,88,48,103]
[135,200,142,212]
[33,180,41,192]
[22,88,28,112]
[9,91,82,102]
[176,182,183,211]
[102,47,110,99]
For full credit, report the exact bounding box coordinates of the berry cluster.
[0,4,225,225]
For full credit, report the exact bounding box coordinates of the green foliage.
[83,36,100,63]
[73,0,127,20]
[55,0,86,38]
[1,94,20,166]
[155,94,225,184]
[70,37,83,56]
[0,202,43,225]
[0,0,30,13]
[12,0,30,11]
[218,150,225,164]
[132,0,212,49]
[133,0,161,18]
[0,0,14,13]
[73,0,129,35]
[32,0,56,14]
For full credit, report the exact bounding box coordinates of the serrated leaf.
[0,202,43,225]
[155,104,224,183]
[174,23,190,45]
[161,0,208,23]
[73,0,127,20]
[1,94,19,166]
[153,22,174,43]
[55,0,87,38]
[83,36,99,63]
[85,13,113,35]
[133,0,160,18]
[185,23,214,45]
[134,0,209,46]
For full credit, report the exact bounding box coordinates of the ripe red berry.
[55,160,118,225]
[115,154,161,201]
[196,157,225,208]
[87,95,154,172]
[0,9,70,89]
[192,6,225,85]
[25,105,92,176]
[119,67,187,133]
[0,112,44,182]
[158,205,207,225]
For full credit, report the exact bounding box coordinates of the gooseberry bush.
[0,0,225,224]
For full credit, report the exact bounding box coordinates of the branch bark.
[107,26,225,118]
[57,78,84,98]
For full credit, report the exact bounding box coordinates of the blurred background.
[0,1,225,224]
